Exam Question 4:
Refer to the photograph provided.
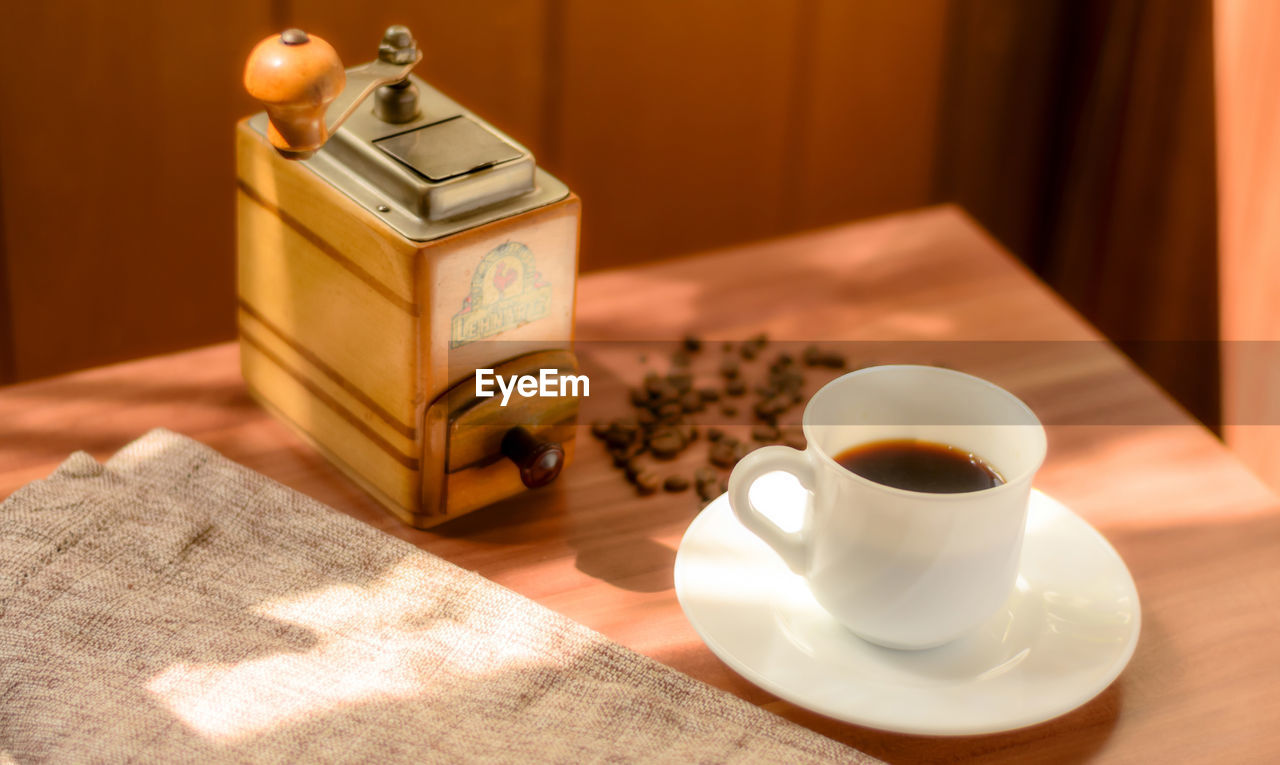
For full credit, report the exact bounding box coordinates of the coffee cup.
[727,365,1047,650]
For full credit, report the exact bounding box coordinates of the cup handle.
[727,445,816,574]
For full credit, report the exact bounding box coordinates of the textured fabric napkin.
[0,429,873,763]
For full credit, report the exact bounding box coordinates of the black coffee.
[834,439,1004,493]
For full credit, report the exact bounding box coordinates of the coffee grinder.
[237,25,580,528]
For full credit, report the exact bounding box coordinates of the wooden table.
[3,206,1278,762]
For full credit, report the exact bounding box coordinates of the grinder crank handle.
[244,26,422,159]
[501,427,566,489]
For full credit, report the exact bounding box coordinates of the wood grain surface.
[2,207,1277,762]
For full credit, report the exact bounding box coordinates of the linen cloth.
[0,429,874,763]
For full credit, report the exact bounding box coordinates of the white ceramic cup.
[727,365,1047,650]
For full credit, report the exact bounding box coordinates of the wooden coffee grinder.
[237,25,580,528]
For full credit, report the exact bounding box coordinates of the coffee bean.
[739,344,758,361]
[725,379,747,397]
[636,408,657,427]
[590,420,609,439]
[709,442,737,468]
[706,427,725,442]
[720,404,738,417]
[604,428,635,449]
[635,471,661,495]
[784,435,807,451]
[649,429,684,460]
[656,402,684,421]
[719,358,740,379]
[752,424,781,443]
[664,475,691,492]
[680,391,705,413]
[648,381,678,404]
[668,372,694,392]
[817,352,846,369]
[754,396,789,421]
[678,423,697,443]
[695,473,720,501]
[682,335,703,353]
[773,370,803,391]
[748,332,769,348]
[699,387,721,402]
[624,458,644,482]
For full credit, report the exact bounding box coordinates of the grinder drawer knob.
[501,427,565,489]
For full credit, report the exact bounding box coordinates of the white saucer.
[674,476,1140,736]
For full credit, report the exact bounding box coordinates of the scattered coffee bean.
[695,468,720,501]
[649,429,684,460]
[604,427,634,450]
[624,458,644,483]
[752,424,781,443]
[656,402,683,421]
[635,471,661,495]
[754,396,789,422]
[664,475,690,492]
[816,352,845,368]
[801,344,844,368]
[600,341,849,502]
[678,423,698,443]
[708,439,739,468]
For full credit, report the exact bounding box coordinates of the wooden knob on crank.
[501,427,566,489]
[244,29,345,159]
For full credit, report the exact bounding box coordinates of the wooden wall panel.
[0,2,276,382]
[786,0,949,232]
[1215,0,1280,489]
[549,1,806,271]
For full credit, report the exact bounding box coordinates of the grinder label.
[450,241,552,348]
